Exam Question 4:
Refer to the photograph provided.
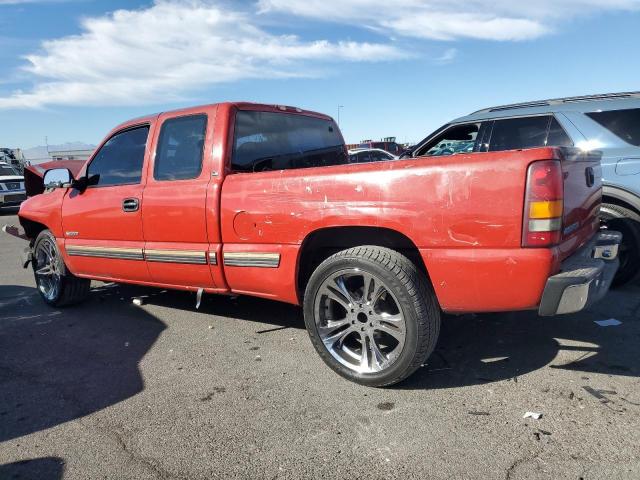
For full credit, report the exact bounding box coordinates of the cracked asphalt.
[1,210,640,480]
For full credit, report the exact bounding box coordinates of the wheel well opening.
[20,218,48,241]
[296,226,429,301]
[602,195,640,217]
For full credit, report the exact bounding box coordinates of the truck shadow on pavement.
[0,456,64,480]
[402,280,640,390]
[94,279,640,392]
[1,279,638,448]
[0,284,166,444]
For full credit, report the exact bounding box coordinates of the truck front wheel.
[32,229,90,307]
[303,246,440,387]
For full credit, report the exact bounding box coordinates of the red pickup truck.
[7,102,620,386]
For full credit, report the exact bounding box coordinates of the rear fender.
[602,184,640,214]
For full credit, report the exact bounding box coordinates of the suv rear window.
[489,115,573,151]
[232,111,346,172]
[586,108,640,147]
[489,116,549,152]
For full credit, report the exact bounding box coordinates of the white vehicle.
[0,162,26,208]
[348,148,398,163]
[0,148,29,174]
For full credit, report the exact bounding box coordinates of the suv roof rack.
[470,91,640,115]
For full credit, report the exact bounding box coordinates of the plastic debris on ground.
[594,318,622,327]
[480,356,509,363]
[132,297,144,306]
[196,288,203,309]
[523,411,543,420]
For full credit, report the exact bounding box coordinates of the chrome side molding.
[66,245,145,261]
[223,252,280,268]
[145,249,208,265]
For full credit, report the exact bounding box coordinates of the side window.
[232,110,346,172]
[418,123,480,157]
[154,115,207,181]
[475,121,494,153]
[87,126,149,187]
[546,117,573,147]
[586,108,640,147]
[357,152,372,163]
[372,151,393,161]
[488,116,550,152]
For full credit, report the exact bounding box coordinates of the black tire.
[303,246,440,387]
[32,229,91,307]
[600,203,640,287]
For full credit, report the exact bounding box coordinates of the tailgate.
[559,147,602,258]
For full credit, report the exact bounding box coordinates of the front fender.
[18,188,67,239]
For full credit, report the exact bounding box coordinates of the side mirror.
[70,174,96,193]
[43,168,72,189]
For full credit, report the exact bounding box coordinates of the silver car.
[0,162,27,209]
[406,91,640,285]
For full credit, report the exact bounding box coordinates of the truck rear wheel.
[303,246,440,387]
[601,203,640,286]
[32,229,90,307]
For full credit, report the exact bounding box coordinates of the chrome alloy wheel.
[34,237,61,301]
[313,268,407,374]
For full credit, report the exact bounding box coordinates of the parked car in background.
[5,102,619,386]
[348,148,397,163]
[409,91,640,285]
[0,147,29,174]
[346,137,404,156]
[0,161,26,209]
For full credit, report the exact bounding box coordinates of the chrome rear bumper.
[538,230,622,316]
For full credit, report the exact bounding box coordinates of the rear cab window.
[586,108,640,146]
[232,110,346,172]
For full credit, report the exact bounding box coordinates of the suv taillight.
[522,160,563,247]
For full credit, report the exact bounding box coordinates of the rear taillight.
[522,160,564,247]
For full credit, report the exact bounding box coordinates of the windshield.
[0,165,19,176]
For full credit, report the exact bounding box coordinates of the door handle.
[585,167,595,187]
[122,198,139,212]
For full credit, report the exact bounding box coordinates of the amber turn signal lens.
[529,200,563,219]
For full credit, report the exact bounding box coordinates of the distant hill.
[23,142,95,164]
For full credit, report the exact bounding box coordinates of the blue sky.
[0,0,639,148]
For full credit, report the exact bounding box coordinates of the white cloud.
[258,0,640,41]
[0,0,405,109]
[433,48,457,65]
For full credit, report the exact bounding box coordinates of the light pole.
[337,105,344,125]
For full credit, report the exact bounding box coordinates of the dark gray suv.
[408,92,640,285]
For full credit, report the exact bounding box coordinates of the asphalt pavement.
[1,209,639,479]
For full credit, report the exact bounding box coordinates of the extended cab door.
[62,124,153,282]
[141,107,220,289]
